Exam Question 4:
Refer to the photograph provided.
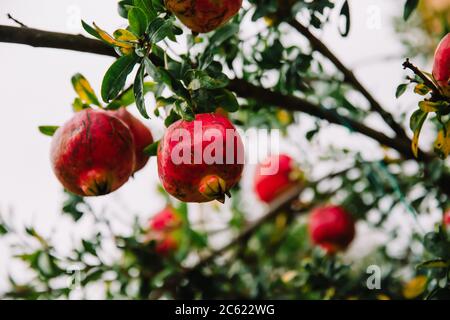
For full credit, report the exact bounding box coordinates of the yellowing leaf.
[434,121,450,158]
[403,275,427,299]
[113,29,138,42]
[93,23,134,49]
[71,73,100,107]
[377,294,390,300]
[414,83,431,95]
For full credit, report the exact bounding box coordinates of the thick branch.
[288,20,410,142]
[1,25,449,195]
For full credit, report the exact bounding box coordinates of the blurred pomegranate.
[51,109,134,196]
[308,205,355,254]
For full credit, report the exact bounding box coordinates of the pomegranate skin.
[308,205,355,254]
[157,113,244,203]
[254,154,300,203]
[50,109,135,196]
[148,206,182,254]
[165,0,242,33]
[109,108,153,173]
[433,33,450,95]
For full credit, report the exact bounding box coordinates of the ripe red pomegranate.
[147,206,182,254]
[433,33,450,96]
[253,154,302,203]
[109,107,153,173]
[444,209,450,226]
[51,109,135,196]
[165,0,242,33]
[157,113,244,203]
[308,205,355,254]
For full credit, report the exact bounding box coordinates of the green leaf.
[71,73,101,106]
[118,0,133,18]
[414,83,431,96]
[409,109,428,157]
[338,0,351,37]
[101,53,139,102]
[395,83,408,98]
[403,0,419,21]
[128,7,148,37]
[38,126,59,137]
[144,57,190,101]
[143,140,159,156]
[134,62,149,119]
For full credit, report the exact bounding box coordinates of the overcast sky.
[0,0,443,294]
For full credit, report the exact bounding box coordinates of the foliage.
[2,0,450,300]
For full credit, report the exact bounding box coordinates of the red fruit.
[109,108,153,173]
[148,206,182,254]
[165,0,242,33]
[308,205,355,254]
[51,109,135,196]
[157,113,244,203]
[433,33,450,95]
[254,154,302,203]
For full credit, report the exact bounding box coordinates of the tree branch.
[288,19,410,142]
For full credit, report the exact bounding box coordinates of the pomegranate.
[51,109,135,196]
[254,154,302,203]
[308,205,355,254]
[147,206,182,254]
[444,209,450,226]
[157,113,244,203]
[109,107,153,173]
[165,0,242,33]
[433,33,450,96]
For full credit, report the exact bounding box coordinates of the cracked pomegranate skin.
[254,154,297,203]
[50,109,135,196]
[308,205,355,254]
[109,108,153,173]
[433,33,450,95]
[165,0,242,33]
[157,113,244,203]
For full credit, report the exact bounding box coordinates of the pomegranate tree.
[253,154,303,203]
[308,205,356,254]
[157,113,244,203]
[109,107,153,173]
[433,33,450,96]
[165,0,242,33]
[51,109,135,196]
[147,206,182,254]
